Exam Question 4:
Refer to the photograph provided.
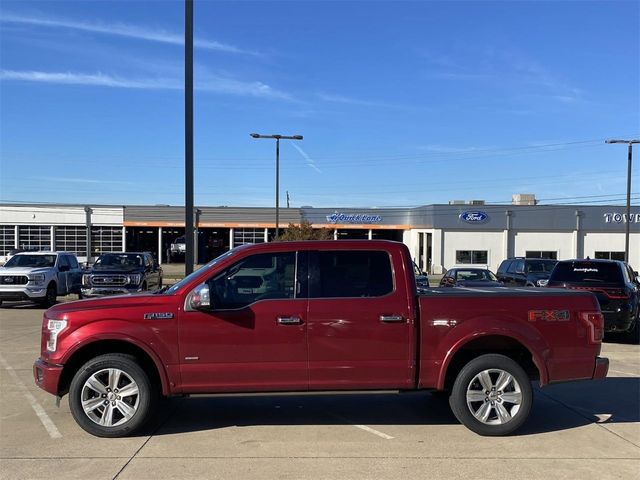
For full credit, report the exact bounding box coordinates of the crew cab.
[81,252,162,298]
[548,259,639,343]
[34,241,608,438]
[0,251,82,307]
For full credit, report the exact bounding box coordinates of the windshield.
[527,260,557,273]
[550,262,623,284]
[456,269,498,282]
[94,253,143,270]
[164,249,238,294]
[173,236,185,244]
[4,254,56,268]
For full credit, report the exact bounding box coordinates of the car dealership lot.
[1,302,638,480]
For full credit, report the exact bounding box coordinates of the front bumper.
[592,356,609,380]
[0,286,46,301]
[33,358,63,396]
[81,286,140,297]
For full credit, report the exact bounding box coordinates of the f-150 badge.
[143,313,175,320]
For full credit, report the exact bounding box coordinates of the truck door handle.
[277,316,303,325]
[380,315,405,323]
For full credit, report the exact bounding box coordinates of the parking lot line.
[351,423,395,440]
[0,353,62,439]
[327,411,395,439]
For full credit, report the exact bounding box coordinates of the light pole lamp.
[250,133,304,238]
[605,138,640,263]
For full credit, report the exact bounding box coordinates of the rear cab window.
[311,250,394,298]
[550,262,623,284]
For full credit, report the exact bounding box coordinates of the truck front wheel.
[38,283,57,308]
[69,354,156,437]
[449,354,532,436]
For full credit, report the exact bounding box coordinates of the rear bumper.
[592,356,609,380]
[602,309,635,333]
[33,358,63,396]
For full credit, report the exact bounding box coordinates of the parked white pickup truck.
[0,252,83,307]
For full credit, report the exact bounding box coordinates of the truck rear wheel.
[449,354,532,436]
[69,354,156,437]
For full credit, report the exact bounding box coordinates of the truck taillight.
[580,312,604,344]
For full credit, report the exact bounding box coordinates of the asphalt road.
[1,300,638,480]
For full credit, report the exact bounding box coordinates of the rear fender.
[436,315,551,389]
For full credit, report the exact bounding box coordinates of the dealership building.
[1,198,638,273]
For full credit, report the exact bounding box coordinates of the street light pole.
[184,0,194,274]
[250,133,303,238]
[605,138,639,263]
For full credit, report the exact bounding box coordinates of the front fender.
[56,320,176,395]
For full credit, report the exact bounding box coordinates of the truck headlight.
[46,319,67,352]
[128,274,141,285]
[82,274,91,286]
[28,274,46,285]
[536,279,549,287]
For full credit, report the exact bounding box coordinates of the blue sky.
[0,0,638,208]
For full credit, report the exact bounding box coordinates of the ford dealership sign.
[459,211,489,223]
[326,212,382,224]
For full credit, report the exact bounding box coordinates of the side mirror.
[187,283,211,310]
[59,265,70,272]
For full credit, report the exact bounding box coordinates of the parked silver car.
[0,252,83,307]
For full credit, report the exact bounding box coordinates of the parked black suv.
[547,259,639,342]
[496,258,558,287]
[80,252,163,298]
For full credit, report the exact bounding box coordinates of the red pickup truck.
[34,240,608,437]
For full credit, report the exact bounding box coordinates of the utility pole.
[249,134,303,238]
[605,138,639,263]
[286,191,290,208]
[185,0,194,274]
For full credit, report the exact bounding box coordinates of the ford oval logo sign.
[459,211,489,223]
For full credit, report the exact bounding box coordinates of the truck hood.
[0,267,50,275]
[456,280,504,287]
[46,292,175,318]
[88,268,144,275]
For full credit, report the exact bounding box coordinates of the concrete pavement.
[1,301,638,480]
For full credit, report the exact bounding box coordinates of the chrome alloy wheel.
[81,368,140,427]
[465,368,522,425]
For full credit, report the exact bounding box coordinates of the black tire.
[449,354,532,436]
[624,316,640,345]
[141,281,148,291]
[69,353,156,437]
[38,283,57,308]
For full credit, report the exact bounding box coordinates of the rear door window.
[312,250,393,298]
[497,261,511,275]
[508,260,524,274]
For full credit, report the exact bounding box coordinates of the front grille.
[0,275,29,285]
[91,275,128,286]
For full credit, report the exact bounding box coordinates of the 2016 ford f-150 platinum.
[34,241,608,437]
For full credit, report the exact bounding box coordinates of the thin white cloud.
[0,12,256,55]
[0,69,293,100]
[317,92,391,108]
[290,143,321,174]
[0,70,180,89]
